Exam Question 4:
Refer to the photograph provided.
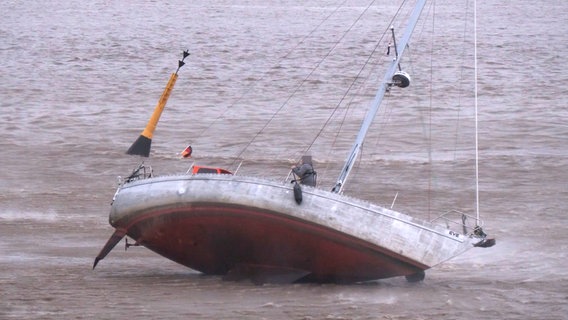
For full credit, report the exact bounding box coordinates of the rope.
[304,0,410,162]
[427,0,435,221]
[186,2,348,157]
[473,0,480,225]
[319,0,416,189]
[234,0,393,165]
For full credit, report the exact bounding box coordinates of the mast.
[332,0,427,193]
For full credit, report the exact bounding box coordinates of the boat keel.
[405,270,425,283]
[223,263,311,284]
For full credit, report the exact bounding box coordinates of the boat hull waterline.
[97,174,484,283]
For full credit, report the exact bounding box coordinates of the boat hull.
[107,174,480,283]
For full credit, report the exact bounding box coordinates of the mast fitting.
[392,71,411,88]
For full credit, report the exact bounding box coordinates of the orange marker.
[126,51,190,157]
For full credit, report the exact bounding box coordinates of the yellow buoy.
[126,51,189,157]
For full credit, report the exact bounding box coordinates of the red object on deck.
[181,145,193,158]
[191,166,232,175]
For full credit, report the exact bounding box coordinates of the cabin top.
[191,166,232,175]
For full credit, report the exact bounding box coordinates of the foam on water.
[0,209,60,222]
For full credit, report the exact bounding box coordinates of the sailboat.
[94,0,494,284]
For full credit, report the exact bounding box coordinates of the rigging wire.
[453,0,468,158]
[425,0,479,224]
[453,0,481,226]
[234,0,382,164]
[362,0,435,191]
[303,0,410,163]
[301,0,412,185]
[188,1,348,156]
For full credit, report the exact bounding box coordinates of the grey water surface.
[1,0,567,319]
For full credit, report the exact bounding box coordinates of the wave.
[0,209,59,222]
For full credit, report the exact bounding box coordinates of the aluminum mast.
[332,0,427,193]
